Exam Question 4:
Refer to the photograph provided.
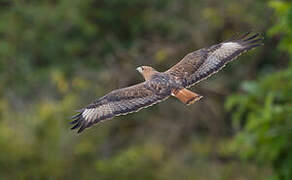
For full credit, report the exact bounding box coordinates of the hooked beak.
[136,67,143,73]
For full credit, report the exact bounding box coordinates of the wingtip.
[228,32,264,45]
[245,43,263,51]
[243,37,264,45]
[77,126,86,133]
[71,121,81,130]
[70,113,82,120]
[236,32,251,41]
[243,33,259,42]
[69,119,79,125]
[70,109,93,133]
[235,32,264,48]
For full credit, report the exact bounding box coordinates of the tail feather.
[173,88,202,105]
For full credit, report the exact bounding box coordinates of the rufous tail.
[173,88,202,105]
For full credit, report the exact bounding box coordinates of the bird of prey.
[71,32,263,133]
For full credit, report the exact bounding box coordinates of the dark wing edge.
[187,32,263,87]
[70,83,170,133]
[167,32,264,88]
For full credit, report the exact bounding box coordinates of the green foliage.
[95,144,163,180]
[226,1,292,180]
[0,0,279,179]
[0,0,173,97]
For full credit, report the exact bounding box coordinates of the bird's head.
[136,66,158,81]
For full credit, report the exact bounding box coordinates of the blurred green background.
[0,0,291,179]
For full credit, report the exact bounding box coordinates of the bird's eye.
[141,67,144,70]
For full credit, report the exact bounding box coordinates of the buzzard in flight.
[71,32,263,133]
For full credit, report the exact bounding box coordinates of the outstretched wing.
[166,32,263,88]
[70,82,170,133]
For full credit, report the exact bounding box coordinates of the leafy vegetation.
[0,0,289,179]
[226,1,292,180]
